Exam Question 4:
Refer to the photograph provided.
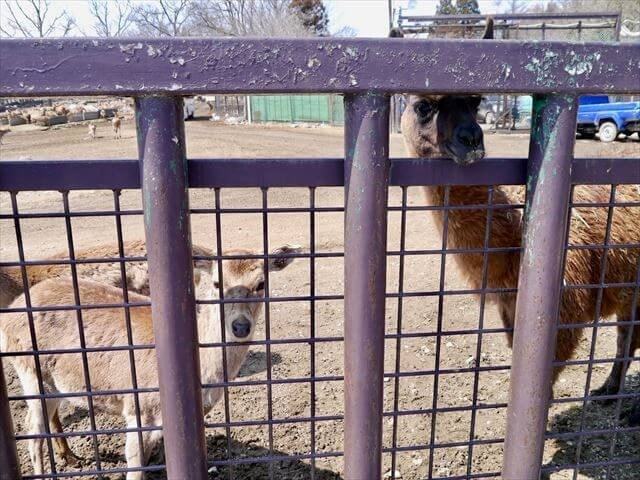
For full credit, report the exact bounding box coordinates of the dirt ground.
[1,114,639,480]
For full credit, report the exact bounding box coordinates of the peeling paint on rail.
[1,38,638,96]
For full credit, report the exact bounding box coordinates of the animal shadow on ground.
[237,351,282,377]
[542,373,640,480]
[143,435,343,480]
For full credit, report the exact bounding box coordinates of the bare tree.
[132,0,192,37]
[0,0,75,38]
[190,0,311,37]
[88,0,134,37]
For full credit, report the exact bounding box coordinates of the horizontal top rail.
[1,38,638,96]
[399,12,622,23]
[0,158,637,191]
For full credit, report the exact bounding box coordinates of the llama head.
[396,18,494,165]
[209,244,302,342]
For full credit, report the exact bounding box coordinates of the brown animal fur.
[399,19,640,399]
[1,240,214,308]
[402,94,640,398]
[1,245,300,478]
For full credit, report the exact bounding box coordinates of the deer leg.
[124,413,161,480]
[48,407,81,467]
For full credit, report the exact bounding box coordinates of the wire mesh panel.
[1,34,639,480]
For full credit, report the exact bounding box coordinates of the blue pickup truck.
[577,95,640,142]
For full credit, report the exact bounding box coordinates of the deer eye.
[414,100,436,123]
[255,281,265,292]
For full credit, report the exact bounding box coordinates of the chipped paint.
[147,44,163,58]
[119,42,142,55]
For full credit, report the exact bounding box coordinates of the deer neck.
[195,272,251,409]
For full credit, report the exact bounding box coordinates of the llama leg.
[498,296,515,348]
[629,399,640,427]
[48,406,81,467]
[551,327,583,387]
[592,322,637,398]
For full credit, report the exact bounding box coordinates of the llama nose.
[231,316,251,338]
[454,123,484,151]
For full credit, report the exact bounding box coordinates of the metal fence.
[0,36,639,480]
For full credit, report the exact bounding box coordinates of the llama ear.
[389,27,404,38]
[268,244,303,271]
[482,17,494,40]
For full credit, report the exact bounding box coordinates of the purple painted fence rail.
[0,36,639,480]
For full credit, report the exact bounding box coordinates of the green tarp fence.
[249,94,344,125]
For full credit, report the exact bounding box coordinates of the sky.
[2,0,550,38]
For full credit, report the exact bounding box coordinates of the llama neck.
[423,184,522,290]
[195,272,251,409]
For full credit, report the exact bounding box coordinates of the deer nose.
[231,316,252,338]
[454,122,484,151]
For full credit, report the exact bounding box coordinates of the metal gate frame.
[1,36,639,479]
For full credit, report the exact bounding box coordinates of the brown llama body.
[422,183,640,390]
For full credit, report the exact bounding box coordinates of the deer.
[395,19,640,424]
[1,244,301,479]
[87,123,97,140]
[0,240,218,465]
[112,116,122,139]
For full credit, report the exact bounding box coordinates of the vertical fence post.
[343,93,390,480]
[0,359,20,480]
[135,96,208,480]
[502,94,578,479]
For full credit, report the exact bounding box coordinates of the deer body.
[0,240,214,308]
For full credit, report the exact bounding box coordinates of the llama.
[87,123,96,140]
[1,245,300,478]
[396,21,640,416]
[112,116,122,139]
[1,240,215,308]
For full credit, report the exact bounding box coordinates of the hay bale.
[67,113,84,123]
[32,115,48,126]
[9,116,26,126]
[100,108,116,118]
[83,111,100,120]
[47,115,68,126]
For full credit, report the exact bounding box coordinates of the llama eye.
[414,100,435,121]
[214,281,220,289]
[256,281,265,292]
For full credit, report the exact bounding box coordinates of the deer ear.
[389,27,404,38]
[268,244,303,271]
[482,17,494,40]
